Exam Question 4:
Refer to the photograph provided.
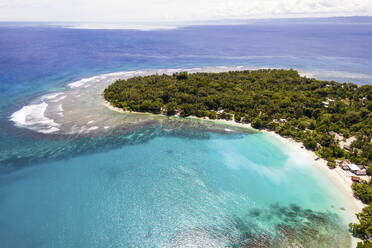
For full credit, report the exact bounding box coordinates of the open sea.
[1,18,372,247]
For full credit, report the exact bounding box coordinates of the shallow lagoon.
[1,66,359,248]
[2,19,372,247]
[0,129,354,247]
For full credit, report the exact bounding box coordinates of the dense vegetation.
[104,69,372,245]
[104,69,371,165]
[351,205,372,247]
[351,181,372,247]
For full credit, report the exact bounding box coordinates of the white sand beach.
[103,98,369,247]
[103,99,368,214]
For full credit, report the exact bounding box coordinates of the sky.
[1,0,372,23]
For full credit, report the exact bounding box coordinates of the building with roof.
[348,163,360,173]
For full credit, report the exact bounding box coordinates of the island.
[104,69,372,247]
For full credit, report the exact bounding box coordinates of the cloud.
[0,0,371,23]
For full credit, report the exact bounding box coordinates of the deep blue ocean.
[0,18,372,247]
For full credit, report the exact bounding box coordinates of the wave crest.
[10,102,61,134]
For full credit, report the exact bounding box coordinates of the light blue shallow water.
[0,131,353,247]
[1,18,371,247]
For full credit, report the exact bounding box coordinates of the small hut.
[351,176,361,183]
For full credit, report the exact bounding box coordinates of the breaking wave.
[9,66,372,135]
[10,102,60,134]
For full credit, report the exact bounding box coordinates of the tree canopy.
[104,69,372,246]
[104,69,371,166]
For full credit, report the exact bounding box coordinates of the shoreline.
[189,118,368,211]
[103,97,367,247]
[103,98,367,208]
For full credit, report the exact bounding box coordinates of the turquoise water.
[0,129,353,247]
[2,19,371,247]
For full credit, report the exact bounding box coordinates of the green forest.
[104,69,372,246]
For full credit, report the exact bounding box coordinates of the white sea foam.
[11,65,372,135]
[50,95,66,102]
[10,91,66,134]
[56,104,64,117]
[41,92,66,103]
[87,126,99,131]
[42,93,63,100]
[67,73,121,89]
[67,65,372,92]
[299,70,372,81]
[68,78,95,88]
[57,104,63,112]
[74,125,100,134]
[66,70,151,89]
[10,102,60,134]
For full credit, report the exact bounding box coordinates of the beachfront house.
[347,163,368,176]
[348,163,360,173]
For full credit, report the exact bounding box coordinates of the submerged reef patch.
[0,121,250,173]
[228,203,350,247]
[168,203,350,248]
